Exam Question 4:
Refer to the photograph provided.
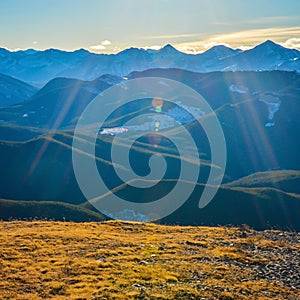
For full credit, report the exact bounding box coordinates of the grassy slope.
[83,179,300,230]
[225,170,300,194]
[0,221,299,300]
[0,199,105,222]
[0,130,300,229]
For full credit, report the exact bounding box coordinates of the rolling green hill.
[0,199,105,222]
[226,170,300,194]
[82,179,300,230]
[0,124,299,230]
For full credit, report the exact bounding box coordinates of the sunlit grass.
[0,221,299,299]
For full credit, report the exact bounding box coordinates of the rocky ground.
[0,221,299,299]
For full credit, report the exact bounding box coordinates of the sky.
[0,0,300,53]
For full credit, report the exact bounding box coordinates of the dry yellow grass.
[0,221,299,299]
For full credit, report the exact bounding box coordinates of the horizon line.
[1,39,299,56]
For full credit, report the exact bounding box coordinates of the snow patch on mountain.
[229,84,249,94]
[124,114,175,132]
[165,102,205,124]
[100,127,129,135]
[100,103,205,135]
[265,122,275,127]
[259,95,281,120]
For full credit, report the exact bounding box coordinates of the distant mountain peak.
[18,49,38,55]
[74,48,90,54]
[119,47,147,55]
[200,44,238,59]
[204,44,235,53]
[160,44,179,53]
[162,43,175,49]
[255,40,284,50]
[262,39,277,45]
[248,40,300,58]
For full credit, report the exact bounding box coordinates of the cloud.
[89,40,112,51]
[142,45,162,51]
[101,39,111,46]
[237,45,253,51]
[112,46,121,52]
[210,26,300,43]
[175,26,300,52]
[281,38,300,50]
[176,45,197,54]
[33,41,37,45]
[90,44,106,50]
[203,41,231,49]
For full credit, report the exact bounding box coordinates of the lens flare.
[152,97,163,110]
[72,77,226,222]
[148,132,162,147]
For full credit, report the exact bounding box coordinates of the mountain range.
[0,40,299,86]
[0,40,299,229]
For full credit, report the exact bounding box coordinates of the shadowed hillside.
[0,69,299,230]
[0,128,300,230]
